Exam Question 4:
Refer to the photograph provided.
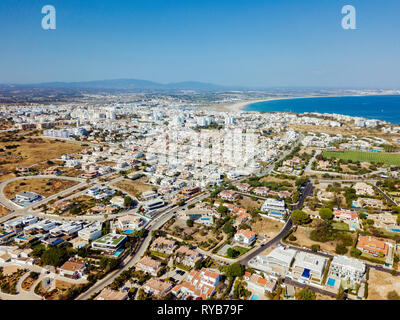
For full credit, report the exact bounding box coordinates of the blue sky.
[0,0,399,87]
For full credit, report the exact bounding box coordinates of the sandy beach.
[205,97,297,113]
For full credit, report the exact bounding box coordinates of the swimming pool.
[270,212,283,216]
[250,294,259,300]
[113,248,124,257]
[391,228,400,233]
[327,278,336,287]
[124,230,135,234]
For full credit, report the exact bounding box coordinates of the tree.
[336,244,348,255]
[223,221,235,234]
[186,219,194,227]
[319,208,333,221]
[295,288,316,300]
[225,263,244,278]
[41,247,69,267]
[124,196,133,208]
[350,248,362,258]
[217,205,228,215]
[397,215,400,226]
[291,210,311,225]
[336,284,345,300]
[227,248,240,258]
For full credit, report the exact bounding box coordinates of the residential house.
[357,235,389,257]
[135,256,163,276]
[234,229,256,245]
[172,268,221,300]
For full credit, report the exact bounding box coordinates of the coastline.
[205,98,296,113]
[237,93,400,113]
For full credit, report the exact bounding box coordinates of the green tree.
[291,210,311,225]
[186,219,194,227]
[319,208,333,221]
[335,244,348,255]
[41,247,69,267]
[124,196,133,208]
[225,263,245,278]
[336,284,345,300]
[227,248,240,258]
[223,221,235,234]
[217,205,228,215]
[295,288,316,300]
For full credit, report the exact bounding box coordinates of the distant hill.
[2,79,226,91]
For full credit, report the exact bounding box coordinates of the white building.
[249,246,297,276]
[330,256,366,283]
[292,251,328,282]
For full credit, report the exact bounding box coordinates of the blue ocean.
[244,95,400,124]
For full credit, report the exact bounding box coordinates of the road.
[374,185,398,206]
[75,192,210,300]
[240,181,313,265]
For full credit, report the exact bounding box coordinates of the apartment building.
[329,256,366,283]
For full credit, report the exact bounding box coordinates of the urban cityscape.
[1,0,400,307]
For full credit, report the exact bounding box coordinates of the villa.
[142,278,173,297]
[135,256,163,276]
[356,235,389,257]
[151,237,177,255]
[234,229,256,245]
[172,268,221,300]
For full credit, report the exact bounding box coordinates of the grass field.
[323,151,400,166]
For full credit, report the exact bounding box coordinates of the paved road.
[240,181,313,265]
[374,185,398,206]
[75,192,210,300]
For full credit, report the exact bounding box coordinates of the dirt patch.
[237,197,263,212]
[0,136,84,178]
[163,218,223,251]
[0,204,10,217]
[2,265,22,276]
[288,225,353,255]
[251,218,284,239]
[367,269,400,300]
[3,178,80,199]
[111,178,153,197]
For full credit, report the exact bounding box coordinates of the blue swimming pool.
[124,230,135,234]
[391,228,400,233]
[302,268,310,279]
[327,278,336,287]
[201,218,211,221]
[250,294,259,300]
[113,248,124,257]
[270,212,283,216]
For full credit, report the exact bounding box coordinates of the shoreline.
[206,93,400,115]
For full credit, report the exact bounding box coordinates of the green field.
[323,151,400,166]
